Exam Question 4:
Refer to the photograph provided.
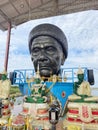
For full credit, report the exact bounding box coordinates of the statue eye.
[32,47,40,54]
[45,46,55,54]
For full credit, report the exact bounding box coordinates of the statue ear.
[61,54,65,65]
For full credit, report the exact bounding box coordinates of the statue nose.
[38,51,48,62]
[39,55,45,60]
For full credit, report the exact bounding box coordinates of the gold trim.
[63,120,98,130]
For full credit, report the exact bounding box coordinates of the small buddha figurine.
[25,65,47,103]
[0,70,11,124]
[74,68,91,96]
[68,68,91,101]
[0,70,11,99]
[68,68,98,102]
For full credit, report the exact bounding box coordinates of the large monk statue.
[28,23,68,79]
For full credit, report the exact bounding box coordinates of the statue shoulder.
[3,79,11,86]
[6,79,11,83]
[82,81,90,86]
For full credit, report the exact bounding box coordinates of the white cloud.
[8,55,33,72]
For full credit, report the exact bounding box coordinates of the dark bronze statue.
[28,23,68,78]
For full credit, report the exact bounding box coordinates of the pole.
[4,21,11,72]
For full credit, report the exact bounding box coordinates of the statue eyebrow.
[32,41,54,48]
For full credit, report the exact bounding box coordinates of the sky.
[0,10,98,92]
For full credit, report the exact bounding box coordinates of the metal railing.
[12,67,88,85]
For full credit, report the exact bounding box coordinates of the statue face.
[78,74,84,82]
[30,36,65,77]
[1,74,7,80]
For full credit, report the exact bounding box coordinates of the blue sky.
[0,10,98,90]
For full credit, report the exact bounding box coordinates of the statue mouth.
[39,66,51,71]
[39,66,52,77]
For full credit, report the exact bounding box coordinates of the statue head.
[0,70,7,80]
[77,68,84,82]
[28,23,68,77]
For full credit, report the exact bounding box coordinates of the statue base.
[63,102,98,130]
